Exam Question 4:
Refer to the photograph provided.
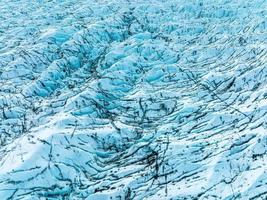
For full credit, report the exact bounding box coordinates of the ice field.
[0,0,267,199]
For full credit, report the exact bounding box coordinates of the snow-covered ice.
[0,0,267,199]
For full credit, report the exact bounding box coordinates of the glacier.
[0,0,267,199]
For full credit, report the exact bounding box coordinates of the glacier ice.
[0,0,267,199]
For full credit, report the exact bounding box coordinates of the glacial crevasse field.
[0,0,267,199]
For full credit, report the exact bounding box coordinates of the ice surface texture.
[0,0,267,199]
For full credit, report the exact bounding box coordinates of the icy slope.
[0,0,267,199]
